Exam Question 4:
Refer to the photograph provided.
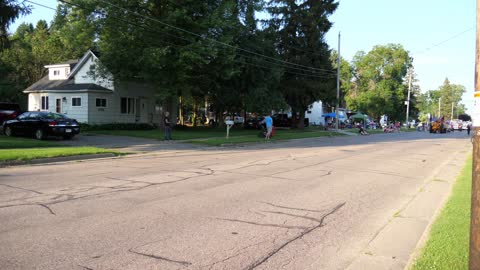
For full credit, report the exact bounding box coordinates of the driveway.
[61,134,206,152]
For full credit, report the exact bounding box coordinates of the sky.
[9,0,477,113]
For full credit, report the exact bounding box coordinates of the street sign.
[473,92,480,127]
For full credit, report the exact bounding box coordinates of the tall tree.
[348,44,412,121]
[49,1,98,59]
[415,79,466,120]
[0,0,30,49]
[437,78,466,119]
[266,0,338,128]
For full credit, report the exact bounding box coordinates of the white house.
[24,50,165,125]
[305,101,325,126]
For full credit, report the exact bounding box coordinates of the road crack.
[0,183,43,194]
[128,249,191,266]
[244,202,346,270]
[216,218,308,230]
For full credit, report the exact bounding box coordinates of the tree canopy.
[0,0,469,125]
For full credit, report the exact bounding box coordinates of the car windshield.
[42,112,68,120]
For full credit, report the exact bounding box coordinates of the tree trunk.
[297,110,306,129]
[291,108,297,128]
[192,101,197,127]
[178,96,184,125]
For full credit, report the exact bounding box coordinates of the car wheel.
[4,126,13,137]
[35,129,46,140]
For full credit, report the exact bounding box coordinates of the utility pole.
[335,32,341,130]
[406,69,412,127]
[438,97,442,118]
[451,101,454,120]
[470,0,480,268]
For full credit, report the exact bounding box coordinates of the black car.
[244,116,264,129]
[3,111,80,140]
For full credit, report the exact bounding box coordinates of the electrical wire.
[24,0,337,80]
[93,0,333,73]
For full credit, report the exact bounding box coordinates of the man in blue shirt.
[263,113,273,139]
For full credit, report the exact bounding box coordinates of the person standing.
[262,113,273,139]
[467,123,471,136]
[164,111,172,140]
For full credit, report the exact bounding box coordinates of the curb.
[344,148,470,270]
[0,153,117,168]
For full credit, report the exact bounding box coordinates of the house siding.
[305,101,325,126]
[27,93,89,122]
[64,93,89,122]
[87,93,116,124]
[24,51,177,125]
[74,55,114,90]
[111,81,157,124]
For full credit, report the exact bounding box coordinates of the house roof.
[23,75,112,93]
[24,50,114,94]
[44,59,79,69]
[68,50,99,79]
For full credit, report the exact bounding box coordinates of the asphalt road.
[0,131,472,270]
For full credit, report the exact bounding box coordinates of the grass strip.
[411,155,472,270]
[0,147,118,161]
[0,136,65,149]
[188,130,342,146]
[85,127,260,140]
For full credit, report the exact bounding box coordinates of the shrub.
[80,123,157,131]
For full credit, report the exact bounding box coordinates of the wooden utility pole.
[470,0,480,268]
[335,32,341,130]
[406,69,412,126]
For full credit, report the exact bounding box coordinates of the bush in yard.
[80,123,157,131]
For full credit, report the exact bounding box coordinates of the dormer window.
[45,63,72,80]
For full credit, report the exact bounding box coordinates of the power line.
[414,26,474,55]
[35,0,336,77]
[23,0,336,80]
[160,0,335,66]
[94,0,333,73]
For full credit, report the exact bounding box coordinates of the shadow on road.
[60,131,473,153]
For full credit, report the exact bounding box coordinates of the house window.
[72,97,82,107]
[41,96,49,110]
[120,97,135,114]
[96,98,107,108]
[54,70,60,76]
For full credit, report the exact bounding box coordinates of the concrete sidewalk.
[345,148,469,270]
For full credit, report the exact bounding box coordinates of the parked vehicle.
[430,120,447,133]
[3,111,80,140]
[272,114,309,128]
[244,116,264,129]
[0,102,22,126]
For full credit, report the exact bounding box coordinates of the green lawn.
[411,155,472,270]
[0,147,118,161]
[86,126,261,140]
[0,136,65,149]
[87,126,345,144]
[188,129,342,146]
[0,136,119,162]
